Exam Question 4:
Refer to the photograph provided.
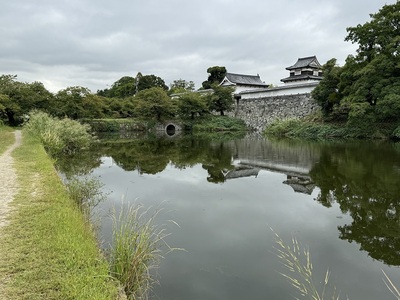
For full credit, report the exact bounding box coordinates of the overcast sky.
[0,0,395,93]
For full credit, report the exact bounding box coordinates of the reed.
[109,203,175,300]
[272,229,343,300]
[382,270,400,300]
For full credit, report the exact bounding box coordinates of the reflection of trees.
[202,141,235,183]
[56,146,103,178]
[99,134,236,180]
[310,141,400,265]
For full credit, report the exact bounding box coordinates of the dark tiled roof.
[286,56,322,70]
[224,73,269,86]
[281,75,323,83]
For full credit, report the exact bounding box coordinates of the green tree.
[97,76,136,98]
[311,58,342,116]
[202,66,227,89]
[177,92,208,119]
[341,1,400,115]
[53,86,106,119]
[137,74,168,92]
[0,75,53,125]
[169,79,195,94]
[134,87,175,121]
[207,85,235,116]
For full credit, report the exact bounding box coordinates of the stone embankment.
[229,93,318,132]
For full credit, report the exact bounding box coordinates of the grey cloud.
[0,0,395,92]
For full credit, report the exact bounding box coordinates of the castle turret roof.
[285,56,322,70]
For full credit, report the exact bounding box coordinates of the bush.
[65,176,106,219]
[392,125,400,139]
[25,110,94,156]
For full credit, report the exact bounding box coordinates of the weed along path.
[0,130,21,228]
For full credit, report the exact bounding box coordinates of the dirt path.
[0,131,22,228]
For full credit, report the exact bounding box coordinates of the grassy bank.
[0,130,119,299]
[264,117,400,139]
[186,115,248,132]
[0,126,15,155]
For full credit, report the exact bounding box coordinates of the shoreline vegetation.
[264,113,400,140]
[0,126,120,299]
[1,113,400,299]
[0,113,177,299]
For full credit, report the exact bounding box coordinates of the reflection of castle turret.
[224,166,260,179]
[283,175,315,195]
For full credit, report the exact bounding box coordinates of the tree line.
[0,67,232,125]
[2,2,398,127]
[312,1,400,127]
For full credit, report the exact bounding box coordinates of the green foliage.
[313,2,400,131]
[134,87,175,121]
[0,75,53,125]
[52,86,107,119]
[169,78,195,94]
[97,76,136,98]
[65,176,106,218]
[136,73,168,92]
[202,66,227,89]
[376,94,400,122]
[24,110,94,156]
[207,85,235,115]
[176,92,209,119]
[311,58,342,115]
[191,115,247,132]
[391,125,400,139]
[264,118,394,139]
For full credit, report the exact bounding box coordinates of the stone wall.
[228,93,318,132]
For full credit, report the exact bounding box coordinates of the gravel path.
[0,131,22,228]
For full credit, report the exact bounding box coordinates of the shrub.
[25,110,94,156]
[392,125,400,139]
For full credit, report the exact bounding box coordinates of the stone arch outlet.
[165,123,176,136]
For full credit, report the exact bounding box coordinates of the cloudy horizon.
[1,0,395,93]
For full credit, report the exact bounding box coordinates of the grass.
[264,117,399,140]
[272,229,342,300]
[188,115,248,132]
[109,203,176,300]
[0,125,14,155]
[0,130,119,299]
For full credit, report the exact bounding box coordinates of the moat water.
[58,132,400,300]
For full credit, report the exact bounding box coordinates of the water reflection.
[57,134,400,271]
[309,141,400,265]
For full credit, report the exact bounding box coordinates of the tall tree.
[0,75,53,125]
[311,58,342,116]
[97,76,136,98]
[137,74,168,92]
[342,1,400,108]
[134,87,175,121]
[207,85,234,116]
[177,92,208,119]
[202,66,227,89]
[169,79,195,94]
